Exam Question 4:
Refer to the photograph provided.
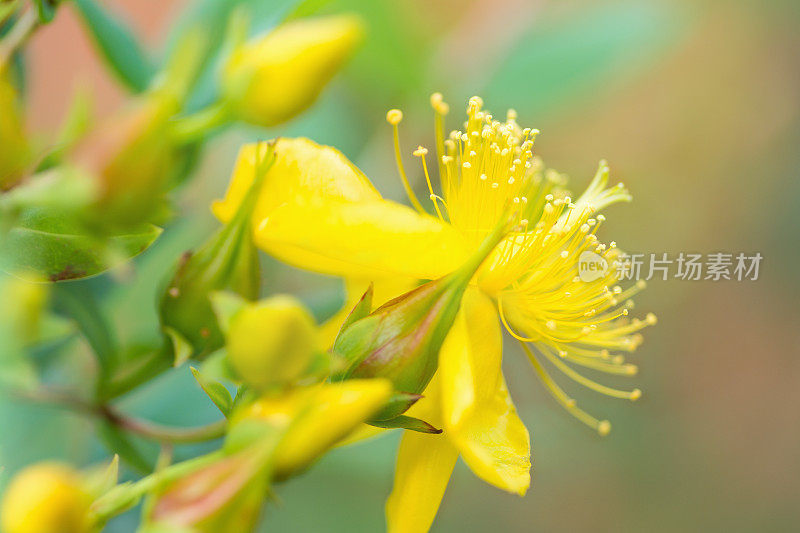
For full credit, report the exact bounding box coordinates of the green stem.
[90,450,225,522]
[171,101,231,144]
[9,387,226,444]
[103,409,227,444]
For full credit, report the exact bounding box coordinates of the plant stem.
[102,408,227,444]
[171,101,231,144]
[90,449,225,522]
[9,387,226,444]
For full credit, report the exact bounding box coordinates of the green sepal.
[190,366,234,417]
[369,415,442,434]
[371,391,422,421]
[336,282,373,339]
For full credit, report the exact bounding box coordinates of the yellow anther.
[430,92,449,115]
[413,146,428,157]
[386,109,403,125]
[597,420,612,436]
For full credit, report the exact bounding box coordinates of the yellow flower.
[0,463,91,533]
[223,15,363,127]
[214,95,656,532]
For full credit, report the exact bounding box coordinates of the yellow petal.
[212,137,380,224]
[235,379,392,478]
[439,287,531,495]
[386,378,457,533]
[256,197,469,280]
[319,277,419,349]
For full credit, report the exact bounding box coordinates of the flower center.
[386,95,656,435]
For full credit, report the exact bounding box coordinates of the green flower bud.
[222,15,363,127]
[226,295,319,389]
[332,222,508,424]
[159,143,274,359]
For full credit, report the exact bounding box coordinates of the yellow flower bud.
[0,463,91,533]
[227,295,319,388]
[0,68,31,190]
[234,379,391,479]
[223,15,363,127]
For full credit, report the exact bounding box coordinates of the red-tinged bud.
[149,448,269,532]
[72,94,182,227]
[332,221,508,424]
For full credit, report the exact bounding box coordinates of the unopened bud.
[223,15,363,127]
[233,379,391,479]
[226,295,318,388]
[72,94,181,227]
[150,449,268,532]
[0,463,91,533]
[332,221,508,423]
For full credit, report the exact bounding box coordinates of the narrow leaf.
[73,0,154,92]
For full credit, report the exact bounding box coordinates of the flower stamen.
[386,109,425,214]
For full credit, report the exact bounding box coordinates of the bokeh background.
[3,0,800,531]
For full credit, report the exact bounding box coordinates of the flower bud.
[150,449,268,532]
[159,143,274,359]
[72,94,181,227]
[233,379,392,479]
[226,295,319,389]
[332,223,508,423]
[223,15,363,127]
[0,463,91,533]
[0,66,31,190]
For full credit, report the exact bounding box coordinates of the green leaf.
[72,0,155,92]
[190,366,233,417]
[52,281,117,380]
[0,208,162,281]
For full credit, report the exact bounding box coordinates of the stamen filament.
[520,342,611,436]
[386,109,426,214]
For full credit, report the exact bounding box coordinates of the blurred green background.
[2,0,799,531]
